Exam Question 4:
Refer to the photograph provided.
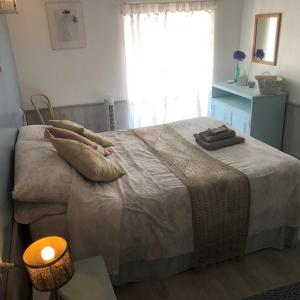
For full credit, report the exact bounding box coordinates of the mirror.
[252,13,281,65]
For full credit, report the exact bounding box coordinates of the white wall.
[7,0,242,110]
[240,0,300,157]
[7,0,127,110]
[240,0,300,106]
[214,0,242,82]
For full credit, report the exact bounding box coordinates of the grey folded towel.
[197,125,236,142]
[200,128,236,142]
[194,133,245,151]
[207,125,229,136]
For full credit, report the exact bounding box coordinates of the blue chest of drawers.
[209,82,287,149]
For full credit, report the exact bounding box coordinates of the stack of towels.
[194,125,245,151]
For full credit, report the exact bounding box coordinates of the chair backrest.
[30,94,55,124]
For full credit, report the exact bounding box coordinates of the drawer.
[211,99,229,123]
[211,98,251,135]
[231,113,250,135]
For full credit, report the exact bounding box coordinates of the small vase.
[233,62,240,82]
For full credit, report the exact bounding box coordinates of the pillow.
[48,120,84,135]
[17,125,49,142]
[83,128,113,147]
[13,141,73,204]
[51,138,125,182]
[48,119,113,147]
[45,127,110,156]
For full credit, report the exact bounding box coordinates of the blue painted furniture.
[210,82,287,149]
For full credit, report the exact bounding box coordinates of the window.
[123,3,215,128]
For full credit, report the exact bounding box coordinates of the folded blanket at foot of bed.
[133,124,250,267]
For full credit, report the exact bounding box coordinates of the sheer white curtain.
[123,2,215,128]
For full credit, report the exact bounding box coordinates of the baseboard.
[24,101,129,133]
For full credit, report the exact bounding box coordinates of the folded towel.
[194,133,245,151]
[200,128,235,142]
[207,125,229,136]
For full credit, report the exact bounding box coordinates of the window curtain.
[122,1,215,128]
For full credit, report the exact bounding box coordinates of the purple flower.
[233,50,246,62]
[255,49,265,60]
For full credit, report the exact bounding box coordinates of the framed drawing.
[45,1,86,50]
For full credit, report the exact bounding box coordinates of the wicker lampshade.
[23,236,74,292]
[0,0,17,13]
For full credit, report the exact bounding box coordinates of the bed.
[12,117,300,285]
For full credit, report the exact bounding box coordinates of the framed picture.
[45,1,86,50]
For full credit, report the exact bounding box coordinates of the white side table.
[33,256,116,300]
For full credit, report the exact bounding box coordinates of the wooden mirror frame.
[252,13,282,66]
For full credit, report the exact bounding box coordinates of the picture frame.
[45,1,86,50]
[252,13,282,66]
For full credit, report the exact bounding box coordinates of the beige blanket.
[133,124,250,266]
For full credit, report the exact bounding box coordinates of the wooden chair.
[31,94,55,125]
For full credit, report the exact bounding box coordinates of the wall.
[6,0,242,110]
[240,0,300,157]
[0,15,22,297]
[25,101,129,132]
[214,0,242,82]
[6,0,128,110]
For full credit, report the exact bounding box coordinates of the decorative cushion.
[13,141,73,204]
[51,138,125,182]
[48,120,84,135]
[83,128,113,147]
[45,127,110,156]
[48,119,113,147]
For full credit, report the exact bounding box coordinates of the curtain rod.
[122,0,212,5]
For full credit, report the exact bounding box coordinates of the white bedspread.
[170,118,300,235]
[67,130,192,274]
[14,118,300,275]
[66,117,300,274]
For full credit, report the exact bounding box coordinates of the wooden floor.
[115,247,300,300]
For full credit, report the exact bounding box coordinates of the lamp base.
[49,289,69,300]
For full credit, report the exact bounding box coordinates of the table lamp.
[23,236,74,300]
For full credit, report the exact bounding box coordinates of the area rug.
[244,282,300,299]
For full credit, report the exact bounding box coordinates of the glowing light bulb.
[41,246,55,261]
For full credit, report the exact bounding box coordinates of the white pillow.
[12,140,73,204]
[17,125,50,142]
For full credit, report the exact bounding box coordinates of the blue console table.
[210,82,287,149]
